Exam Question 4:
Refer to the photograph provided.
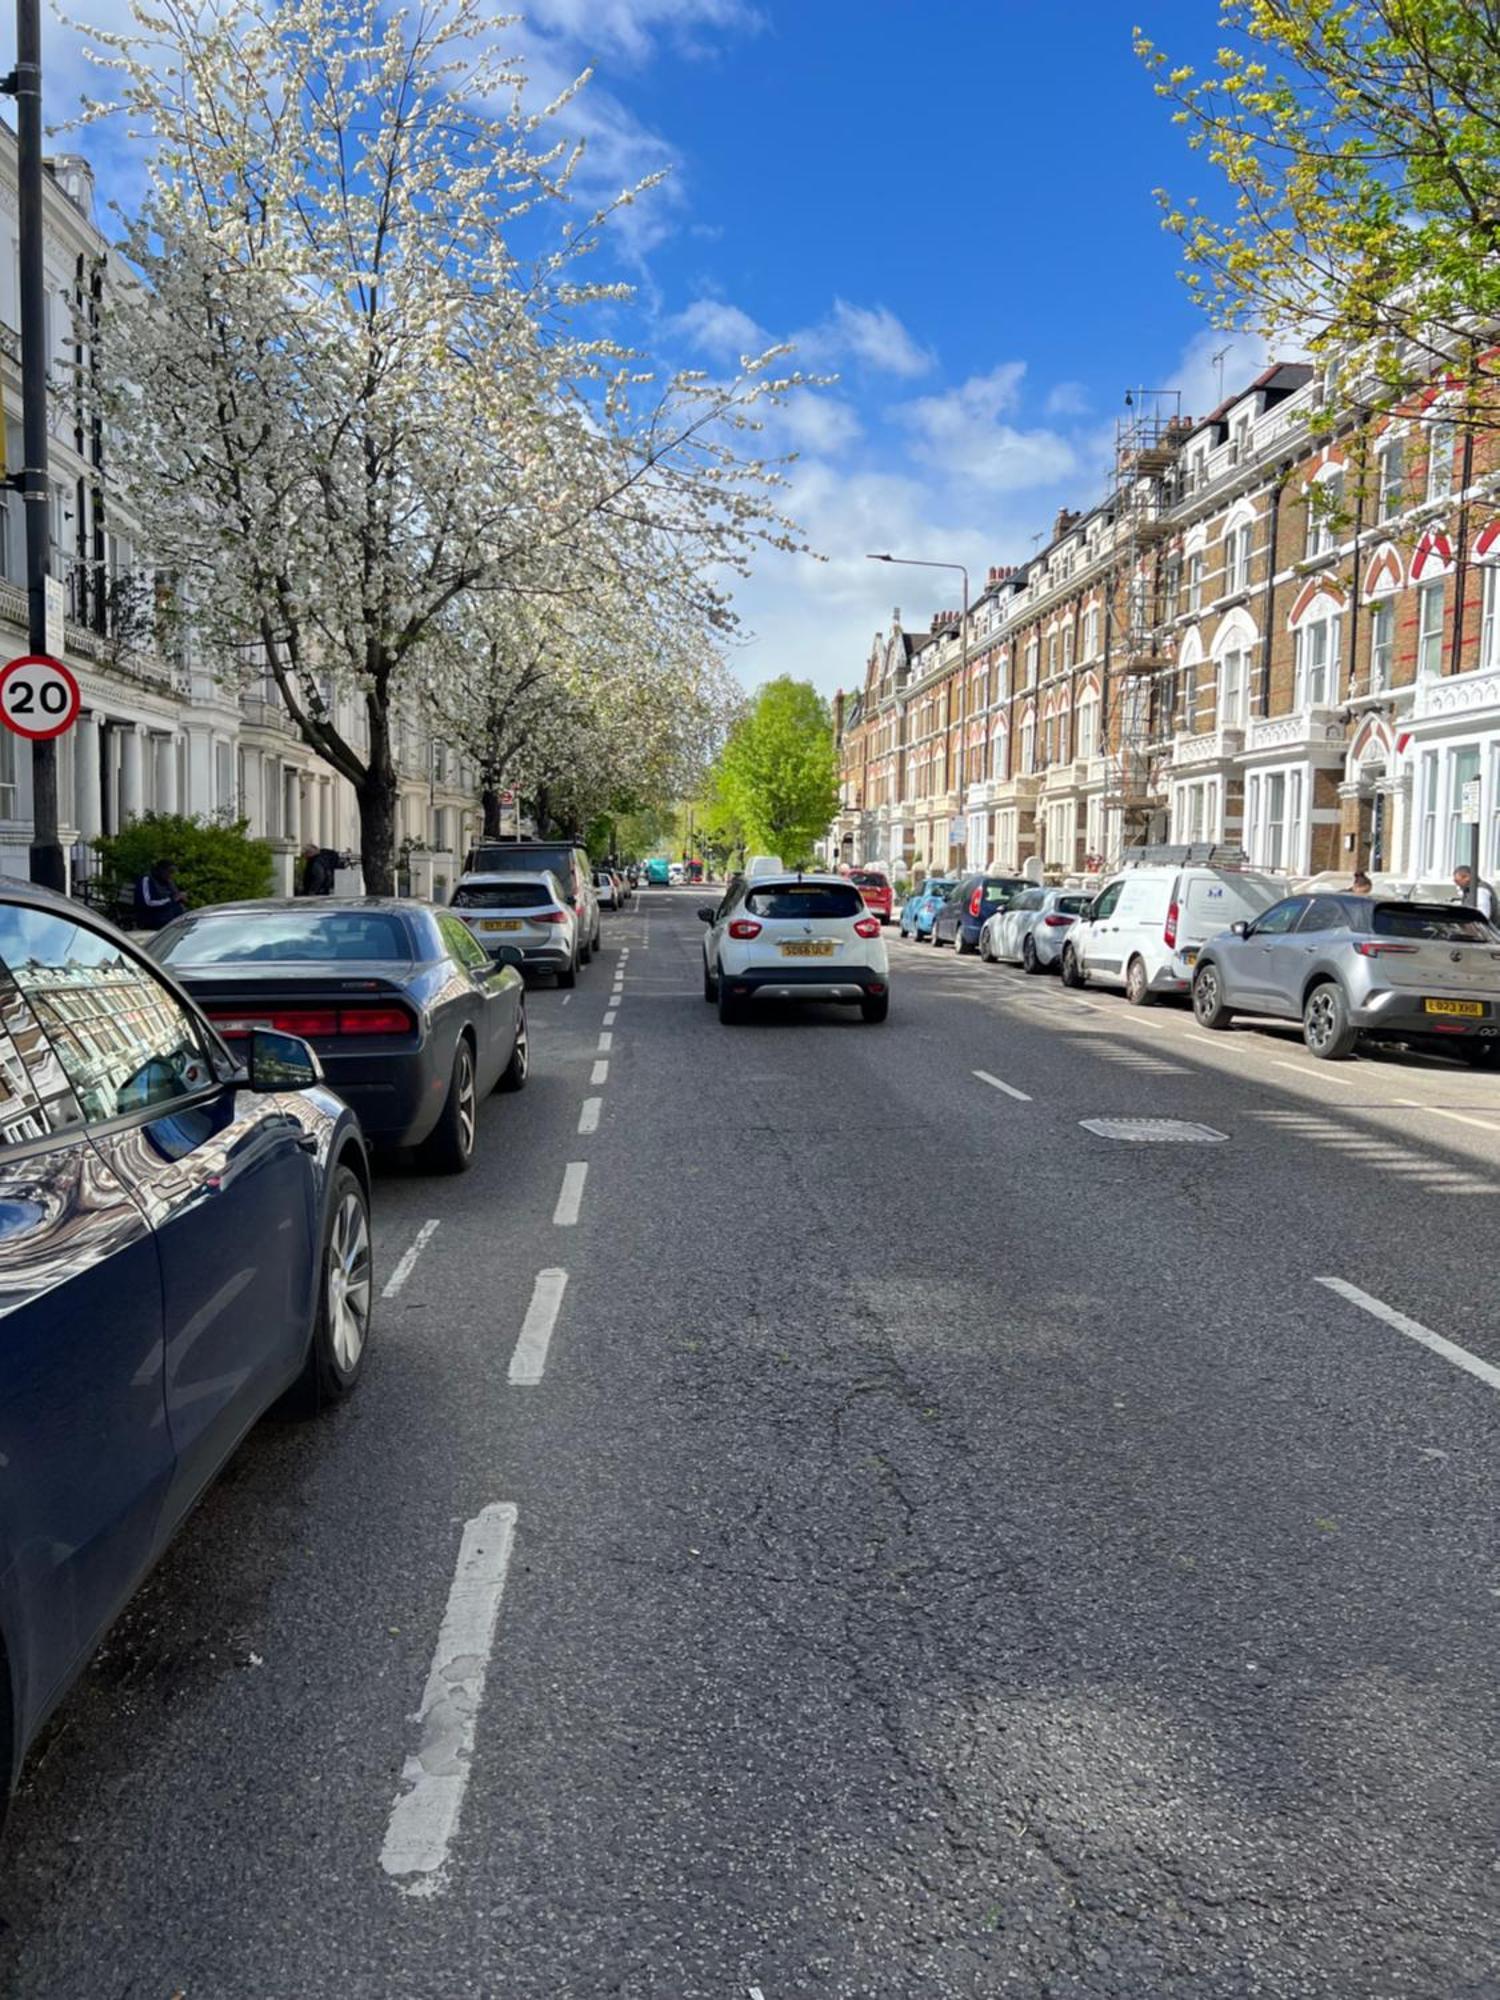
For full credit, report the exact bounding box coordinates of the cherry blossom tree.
[84,0,805,888]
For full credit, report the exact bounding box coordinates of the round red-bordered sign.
[0,655,81,741]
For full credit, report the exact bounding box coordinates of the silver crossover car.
[1191,892,1500,1062]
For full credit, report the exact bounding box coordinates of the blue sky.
[52,0,1272,698]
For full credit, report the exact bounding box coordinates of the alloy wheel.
[1194,967,1220,1022]
[456,1046,477,1156]
[1305,989,1336,1053]
[512,1007,529,1084]
[326,1189,372,1372]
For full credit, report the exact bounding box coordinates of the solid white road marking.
[380,1502,519,1893]
[598,1031,613,1053]
[1316,1276,1500,1395]
[508,1268,568,1385]
[1396,1095,1500,1134]
[554,1162,588,1226]
[1271,1059,1358,1086]
[578,1096,602,1134]
[382,1219,439,1299]
[591,1059,609,1085]
[973,1069,1032,1103]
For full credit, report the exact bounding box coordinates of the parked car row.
[0,830,644,1837]
[897,858,1500,1064]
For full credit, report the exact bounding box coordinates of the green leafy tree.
[1138,2,1500,413]
[95,813,275,916]
[712,679,839,866]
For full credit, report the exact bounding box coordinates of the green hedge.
[95,812,275,917]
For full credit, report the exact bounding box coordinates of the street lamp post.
[867,552,971,873]
[3,0,61,889]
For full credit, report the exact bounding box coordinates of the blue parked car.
[0,885,372,1827]
[898,877,956,940]
[931,873,1031,954]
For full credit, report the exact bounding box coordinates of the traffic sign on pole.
[0,653,81,740]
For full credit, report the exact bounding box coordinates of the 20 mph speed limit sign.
[0,655,81,741]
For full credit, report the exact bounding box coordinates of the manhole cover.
[1079,1117,1228,1143]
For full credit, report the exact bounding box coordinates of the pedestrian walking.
[1452,864,1498,922]
[133,858,187,930]
[1351,869,1372,893]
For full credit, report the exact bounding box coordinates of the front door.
[0,904,318,1513]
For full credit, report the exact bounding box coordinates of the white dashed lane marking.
[382,1219,439,1299]
[380,1502,519,1894]
[591,1059,609,1085]
[973,1069,1032,1103]
[507,1268,569,1385]
[578,1097,602,1135]
[553,1162,589,1226]
[1316,1277,1500,1396]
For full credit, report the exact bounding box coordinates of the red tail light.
[1354,940,1420,957]
[1043,913,1075,928]
[337,1006,417,1035]
[728,919,762,939]
[535,909,570,924]
[969,886,983,917]
[853,916,881,938]
[1163,900,1179,948]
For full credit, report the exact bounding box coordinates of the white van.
[1060,863,1288,1004]
[745,855,786,880]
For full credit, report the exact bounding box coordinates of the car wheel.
[496,1001,529,1092]
[1021,934,1041,975]
[1303,981,1359,1060]
[1060,945,1085,989]
[954,927,973,957]
[578,933,592,967]
[419,1038,478,1171]
[557,951,578,990]
[717,983,742,1026]
[1191,962,1233,1030]
[978,930,993,962]
[931,925,945,947]
[1125,956,1153,1007]
[861,993,890,1023]
[898,922,909,940]
[295,1161,372,1411]
[703,957,717,1002]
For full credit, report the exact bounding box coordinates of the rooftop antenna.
[1211,343,1232,404]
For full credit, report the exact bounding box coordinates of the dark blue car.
[0,885,371,1823]
[931,873,1030,954]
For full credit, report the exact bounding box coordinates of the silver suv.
[464,841,600,964]
[1191,893,1500,1061]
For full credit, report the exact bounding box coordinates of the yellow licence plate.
[480,918,523,932]
[780,940,835,958]
[1424,997,1485,1017]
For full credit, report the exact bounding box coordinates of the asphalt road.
[1,889,1497,1999]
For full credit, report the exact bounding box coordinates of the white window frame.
[1426,418,1456,503]
[1419,750,1439,873]
[1294,613,1340,708]
[1075,692,1099,761]
[1218,647,1249,729]
[1376,439,1404,519]
[1368,598,1395,692]
[1481,565,1500,671]
[1187,551,1205,613]
[1416,576,1445,676]
[1224,519,1253,595]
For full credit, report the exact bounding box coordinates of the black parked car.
[151,900,528,1173]
[0,884,370,1828]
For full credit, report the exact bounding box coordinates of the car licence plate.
[480,918,523,932]
[1424,997,1485,1017]
[780,941,835,958]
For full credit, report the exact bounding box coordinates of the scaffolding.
[1104,390,1187,852]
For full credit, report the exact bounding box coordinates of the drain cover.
[1080,1117,1228,1143]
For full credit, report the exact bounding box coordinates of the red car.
[848,868,893,924]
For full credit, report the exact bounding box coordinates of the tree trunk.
[532,783,551,838]
[482,785,502,838]
[358,696,400,894]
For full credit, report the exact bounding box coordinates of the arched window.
[1363,544,1403,693]
[1222,501,1255,595]
[990,714,1009,782]
[1055,688,1072,763]
[1304,459,1345,560]
[1075,680,1101,761]
[1019,703,1036,776]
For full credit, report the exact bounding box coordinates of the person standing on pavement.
[299,842,339,895]
[1453,864,1498,922]
[134,858,187,930]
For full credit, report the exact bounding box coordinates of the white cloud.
[667,297,768,360]
[524,0,763,65]
[1045,379,1090,417]
[772,391,863,455]
[824,300,934,378]
[896,365,1078,494]
[1169,328,1277,423]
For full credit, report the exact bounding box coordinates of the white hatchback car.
[699,872,891,1024]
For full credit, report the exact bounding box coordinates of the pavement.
[1,888,1497,1999]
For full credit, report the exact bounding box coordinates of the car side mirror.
[1230,920,1250,938]
[491,943,524,969]
[697,906,716,923]
[247,1028,323,1092]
